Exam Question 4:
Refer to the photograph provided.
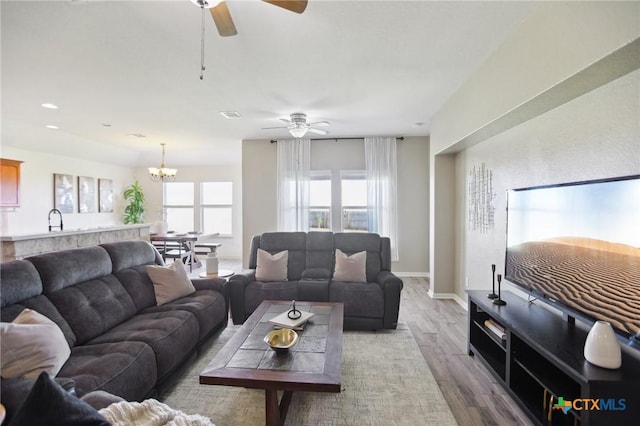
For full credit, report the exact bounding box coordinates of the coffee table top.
[200,300,343,393]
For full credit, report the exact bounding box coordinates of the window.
[308,170,369,233]
[201,182,233,235]
[309,171,331,231]
[163,182,194,233]
[163,181,233,236]
[341,171,368,232]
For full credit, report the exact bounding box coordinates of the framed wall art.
[53,173,74,213]
[78,176,96,213]
[99,178,114,213]
[468,163,495,234]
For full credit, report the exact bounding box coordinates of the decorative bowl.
[264,328,299,353]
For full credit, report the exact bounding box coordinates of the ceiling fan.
[263,113,330,138]
[191,0,308,37]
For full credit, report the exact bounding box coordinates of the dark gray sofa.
[0,240,228,422]
[229,232,403,330]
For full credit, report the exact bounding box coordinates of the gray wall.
[457,69,640,301]
[429,1,640,302]
[241,136,430,275]
[241,139,278,264]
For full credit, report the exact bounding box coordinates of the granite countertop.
[0,224,150,242]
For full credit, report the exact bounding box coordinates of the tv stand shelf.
[467,290,640,426]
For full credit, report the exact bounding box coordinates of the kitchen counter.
[1,224,150,261]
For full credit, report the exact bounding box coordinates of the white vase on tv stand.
[584,320,622,369]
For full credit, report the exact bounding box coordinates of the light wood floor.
[191,262,533,425]
[399,277,533,426]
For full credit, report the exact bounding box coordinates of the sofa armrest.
[191,277,229,319]
[377,271,404,290]
[228,270,256,286]
[190,277,227,294]
[377,271,404,329]
[228,270,256,324]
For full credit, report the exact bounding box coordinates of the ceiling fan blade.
[279,118,293,124]
[263,0,308,14]
[307,121,330,127]
[210,2,238,37]
[262,126,289,130]
[308,127,329,135]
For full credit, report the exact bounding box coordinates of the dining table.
[149,232,219,272]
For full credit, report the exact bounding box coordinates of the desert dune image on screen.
[505,177,640,336]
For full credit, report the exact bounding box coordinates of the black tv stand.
[563,312,576,325]
[467,290,640,426]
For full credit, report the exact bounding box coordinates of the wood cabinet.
[467,290,640,426]
[0,158,23,207]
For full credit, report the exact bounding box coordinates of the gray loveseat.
[0,240,228,422]
[229,232,403,330]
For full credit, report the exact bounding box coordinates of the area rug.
[160,323,457,426]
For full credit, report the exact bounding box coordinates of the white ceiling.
[1,0,534,167]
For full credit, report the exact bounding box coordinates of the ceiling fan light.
[190,0,221,9]
[289,127,307,138]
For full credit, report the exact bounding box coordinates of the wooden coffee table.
[200,300,344,426]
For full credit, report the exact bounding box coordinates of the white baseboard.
[453,294,468,310]
[395,272,430,278]
[427,291,468,310]
[428,291,456,299]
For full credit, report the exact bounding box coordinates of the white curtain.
[365,137,399,261]
[277,138,311,231]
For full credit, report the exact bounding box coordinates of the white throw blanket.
[99,399,215,426]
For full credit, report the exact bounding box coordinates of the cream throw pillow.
[146,261,196,306]
[0,308,71,379]
[333,249,367,283]
[255,249,288,282]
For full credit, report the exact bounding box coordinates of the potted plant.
[123,180,145,224]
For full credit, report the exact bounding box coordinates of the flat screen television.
[505,174,640,339]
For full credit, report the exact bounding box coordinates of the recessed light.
[45,125,59,130]
[41,103,59,109]
[220,111,242,119]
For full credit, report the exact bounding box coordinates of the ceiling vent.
[220,111,242,119]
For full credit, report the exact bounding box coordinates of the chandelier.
[148,143,177,182]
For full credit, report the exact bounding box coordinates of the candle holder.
[488,264,498,299]
[287,300,302,320]
[493,274,506,306]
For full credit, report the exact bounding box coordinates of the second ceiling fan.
[263,113,330,138]
[192,0,308,37]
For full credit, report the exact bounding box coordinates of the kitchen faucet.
[48,208,64,232]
